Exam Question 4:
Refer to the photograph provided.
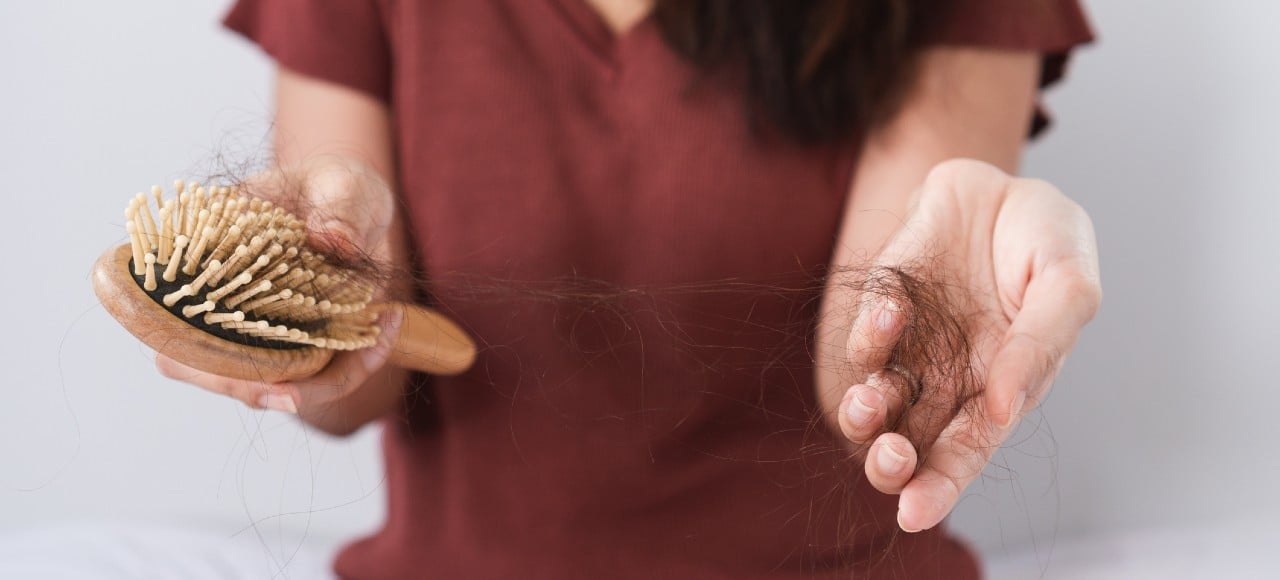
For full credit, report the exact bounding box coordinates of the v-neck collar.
[544,0,656,65]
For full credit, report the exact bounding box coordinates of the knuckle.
[226,381,270,407]
[925,159,982,185]
[924,159,1001,188]
[922,159,1011,207]
[1060,273,1103,319]
[935,472,965,504]
[1015,176,1061,197]
[154,356,209,385]
[311,166,363,197]
[1080,282,1103,318]
[154,356,178,379]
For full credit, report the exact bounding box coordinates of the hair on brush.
[92,180,477,382]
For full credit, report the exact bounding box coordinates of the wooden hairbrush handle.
[378,301,477,377]
[93,244,476,383]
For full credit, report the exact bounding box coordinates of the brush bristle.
[124,181,380,351]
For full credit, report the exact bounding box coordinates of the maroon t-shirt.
[225,2,1092,578]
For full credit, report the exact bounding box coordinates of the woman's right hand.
[155,157,412,434]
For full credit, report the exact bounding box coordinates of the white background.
[2,1,1277,577]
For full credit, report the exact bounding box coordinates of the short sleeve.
[223,0,392,103]
[918,0,1095,136]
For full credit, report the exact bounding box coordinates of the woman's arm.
[274,68,396,179]
[816,46,1039,430]
[157,68,413,436]
[272,68,414,435]
[815,47,1100,531]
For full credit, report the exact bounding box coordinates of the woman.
[159,0,1101,577]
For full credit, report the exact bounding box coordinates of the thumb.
[306,214,370,263]
[360,306,406,374]
[299,162,394,261]
[286,306,406,411]
[985,263,1101,428]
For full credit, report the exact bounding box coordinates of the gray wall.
[951,0,1280,562]
[0,0,385,556]
[2,0,1275,571]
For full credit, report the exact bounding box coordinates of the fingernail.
[875,299,900,331]
[313,218,362,254]
[877,441,910,476]
[897,510,922,533]
[1000,391,1027,429]
[257,393,297,414]
[845,387,883,426]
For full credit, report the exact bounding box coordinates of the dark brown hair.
[653,0,939,144]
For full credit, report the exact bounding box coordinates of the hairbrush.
[92,180,476,382]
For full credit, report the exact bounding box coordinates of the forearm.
[294,209,413,437]
[273,67,412,435]
[814,48,1038,432]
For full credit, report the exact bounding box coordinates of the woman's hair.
[652,0,940,144]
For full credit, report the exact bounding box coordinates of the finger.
[235,169,350,249]
[238,162,391,261]
[864,432,918,494]
[987,265,1100,428]
[838,371,907,444]
[289,307,404,411]
[895,364,969,457]
[845,296,906,376]
[154,354,296,413]
[896,406,1008,533]
[301,163,393,259]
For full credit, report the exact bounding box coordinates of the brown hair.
[653,0,939,144]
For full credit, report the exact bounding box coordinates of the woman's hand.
[154,157,411,433]
[835,159,1101,532]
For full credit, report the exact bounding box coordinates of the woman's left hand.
[836,159,1101,532]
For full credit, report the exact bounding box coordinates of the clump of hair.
[852,263,986,461]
